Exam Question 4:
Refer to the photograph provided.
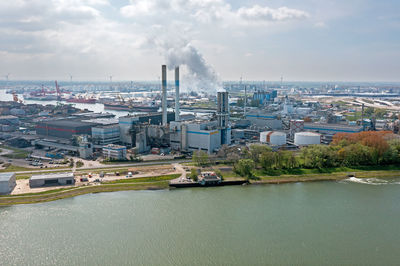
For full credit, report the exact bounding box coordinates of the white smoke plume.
[163,41,222,94]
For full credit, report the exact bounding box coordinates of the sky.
[0,0,400,82]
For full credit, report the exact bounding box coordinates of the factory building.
[102,144,127,160]
[245,111,282,130]
[0,172,16,194]
[36,119,95,139]
[92,125,120,145]
[170,120,222,154]
[29,172,75,188]
[0,115,19,132]
[303,123,363,134]
[119,112,175,146]
[252,90,277,105]
[0,115,19,125]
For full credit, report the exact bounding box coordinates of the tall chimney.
[162,65,167,126]
[175,66,180,121]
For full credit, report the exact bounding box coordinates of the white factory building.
[170,120,230,154]
[0,172,16,194]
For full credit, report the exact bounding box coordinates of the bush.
[190,168,198,181]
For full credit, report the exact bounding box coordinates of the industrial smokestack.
[175,66,180,121]
[162,65,167,126]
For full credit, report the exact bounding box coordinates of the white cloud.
[237,5,309,22]
[120,0,309,25]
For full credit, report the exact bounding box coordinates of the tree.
[259,151,275,170]
[234,159,256,180]
[300,145,338,169]
[190,168,198,181]
[248,144,271,164]
[192,151,209,167]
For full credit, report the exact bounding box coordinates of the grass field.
[104,174,181,184]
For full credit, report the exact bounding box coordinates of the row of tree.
[218,131,400,179]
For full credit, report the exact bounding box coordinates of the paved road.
[12,159,192,175]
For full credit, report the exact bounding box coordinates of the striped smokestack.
[175,66,180,121]
[162,65,167,126]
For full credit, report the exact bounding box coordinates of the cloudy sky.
[1,0,400,82]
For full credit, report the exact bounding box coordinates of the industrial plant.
[1,65,400,195]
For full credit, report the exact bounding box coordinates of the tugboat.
[169,171,247,188]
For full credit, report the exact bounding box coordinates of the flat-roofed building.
[102,144,127,160]
[29,172,75,188]
[92,125,120,145]
[0,172,16,194]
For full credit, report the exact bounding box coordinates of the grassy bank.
[0,181,171,206]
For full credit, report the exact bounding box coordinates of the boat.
[169,171,248,188]
[103,102,160,112]
[65,97,96,104]
[23,94,59,101]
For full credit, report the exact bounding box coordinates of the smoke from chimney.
[165,42,222,93]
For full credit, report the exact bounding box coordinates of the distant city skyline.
[0,0,399,82]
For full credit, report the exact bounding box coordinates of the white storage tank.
[294,132,321,146]
[260,131,287,146]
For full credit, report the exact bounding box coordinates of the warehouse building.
[102,144,127,160]
[36,119,95,139]
[0,172,16,194]
[245,111,282,130]
[304,123,363,134]
[29,172,75,188]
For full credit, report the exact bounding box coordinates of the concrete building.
[36,119,95,139]
[92,125,120,145]
[29,172,75,188]
[170,120,222,154]
[217,91,231,145]
[0,172,16,194]
[102,144,127,160]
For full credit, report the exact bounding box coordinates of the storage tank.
[260,131,287,146]
[294,132,321,146]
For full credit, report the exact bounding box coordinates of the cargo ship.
[65,97,96,104]
[23,94,59,101]
[103,102,160,112]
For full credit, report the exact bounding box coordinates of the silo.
[294,132,321,146]
[260,131,286,145]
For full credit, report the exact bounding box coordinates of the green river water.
[1,178,400,265]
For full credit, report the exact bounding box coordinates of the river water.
[1,179,400,265]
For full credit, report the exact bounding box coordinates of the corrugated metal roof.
[0,172,15,182]
[30,172,74,181]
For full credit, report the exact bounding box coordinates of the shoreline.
[1,169,400,206]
